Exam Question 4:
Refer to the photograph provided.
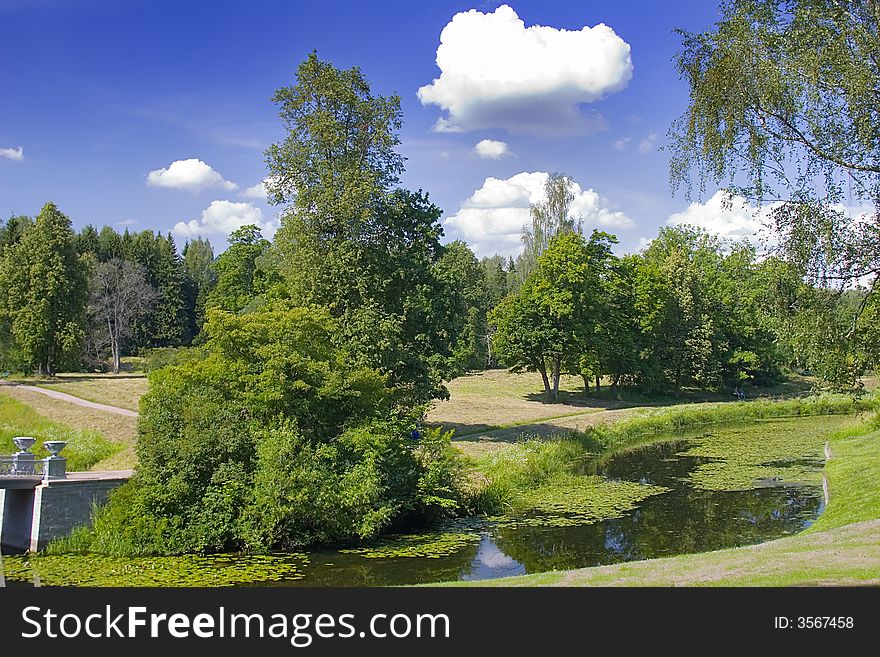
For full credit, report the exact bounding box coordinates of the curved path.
[0,380,138,417]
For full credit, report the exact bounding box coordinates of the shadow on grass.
[428,420,602,444]
[523,377,818,408]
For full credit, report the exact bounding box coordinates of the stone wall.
[30,477,128,552]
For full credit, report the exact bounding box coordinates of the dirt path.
[0,380,138,417]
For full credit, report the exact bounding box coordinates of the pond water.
[282,437,824,586]
[0,418,833,587]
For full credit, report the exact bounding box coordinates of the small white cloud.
[473,139,511,159]
[0,146,24,161]
[173,200,277,240]
[638,133,658,155]
[241,183,265,200]
[613,137,631,151]
[240,176,274,201]
[417,4,632,136]
[444,171,633,257]
[146,158,237,192]
[114,218,137,227]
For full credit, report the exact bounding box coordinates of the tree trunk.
[538,363,552,401]
[581,374,590,395]
[551,356,561,402]
[595,375,601,393]
[109,317,120,374]
[611,373,621,390]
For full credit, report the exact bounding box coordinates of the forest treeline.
[0,193,871,396]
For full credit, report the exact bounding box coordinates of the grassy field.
[0,395,123,471]
[445,416,880,586]
[0,385,138,469]
[10,372,148,412]
[429,369,845,460]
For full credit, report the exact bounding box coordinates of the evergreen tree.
[0,202,87,375]
[183,237,217,332]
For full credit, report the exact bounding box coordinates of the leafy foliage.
[267,54,465,404]
[70,305,467,555]
[670,0,880,386]
[0,202,87,374]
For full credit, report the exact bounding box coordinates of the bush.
[139,347,183,373]
[66,305,468,555]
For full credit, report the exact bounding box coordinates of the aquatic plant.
[0,553,308,587]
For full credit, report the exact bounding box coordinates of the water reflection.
[284,438,823,585]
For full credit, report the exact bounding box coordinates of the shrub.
[68,305,468,555]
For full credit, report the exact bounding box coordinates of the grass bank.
[0,385,137,469]
[450,407,880,586]
[0,395,123,471]
[580,393,876,453]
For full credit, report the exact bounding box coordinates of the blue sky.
[0,0,753,256]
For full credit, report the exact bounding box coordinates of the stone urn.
[12,436,36,453]
[43,440,67,456]
[11,436,37,475]
[42,441,68,480]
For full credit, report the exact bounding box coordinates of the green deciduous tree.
[267,54,459,405]
[435,241,491,371]
[671,0,880,385]
[77,304,466,554]
[206,225,273,314]
[491,231,613,401]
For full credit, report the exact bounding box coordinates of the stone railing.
[0,437,66,481]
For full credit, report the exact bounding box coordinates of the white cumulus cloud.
[666,190,777,244]
[0,146,24,161]
[173,200,277,240]
[473,139,511,159]
[445,171,633,257]
[417,4,632,136]
[147,158,238,192]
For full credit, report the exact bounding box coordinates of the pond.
[0,416,845,587]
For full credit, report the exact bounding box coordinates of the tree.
[518,173,581,281]
[592,254,643,391]
[182,237,216,333]
[491,231,612,401]
[123,230,194,348]
[670,0,880,385]
[435,241,490,371]
[481,255,509,309]
[0,202,87,375]
[267,54,459,405]
[635,228,724,393]
[76,305,466,554]
[206,225,269,313]
[265,51,404,227]
[87,259,158,373]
